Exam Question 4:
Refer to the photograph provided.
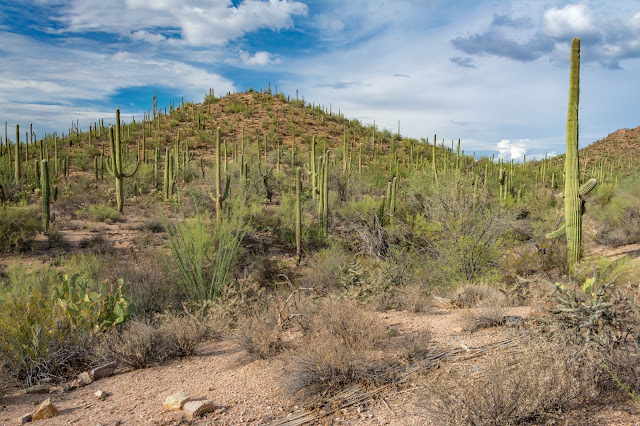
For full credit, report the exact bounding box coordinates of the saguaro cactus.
[546,38,597,274]
[105,109,140,213]
[14,124,21,182]
[41,159,50,231]
[212,127,230,223]
[295,167,302,263]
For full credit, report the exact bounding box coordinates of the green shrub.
[0,206,40,252]
[76,203,121,222]
[164,203,245,302]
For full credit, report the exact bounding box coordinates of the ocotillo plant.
[105,109,140,213]
[546,37,597,274]
[41,159,50,231]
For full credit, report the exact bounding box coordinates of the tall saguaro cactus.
[41,159,50,231]
[545,37,597,274]
[213,127,230,224]
[106,109,140,213]
[295,167,302,263]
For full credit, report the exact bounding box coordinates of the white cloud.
[542,4,598,40]
[58,0,308,46]
[239,50,280,66]
[0,31,235,136]
[497,139,527,162]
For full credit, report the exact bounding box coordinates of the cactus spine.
[41,159,50,231]
[106,109,140,212]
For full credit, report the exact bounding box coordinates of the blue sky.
[1,0,640,160]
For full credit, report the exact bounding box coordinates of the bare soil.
[1,304,638,425]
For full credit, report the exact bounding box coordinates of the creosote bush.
[428,339,603,425]
[284,299,398,400]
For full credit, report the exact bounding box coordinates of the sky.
[1,0,640,161]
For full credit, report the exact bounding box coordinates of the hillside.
[582,125,640,163]
[1,89,640,425]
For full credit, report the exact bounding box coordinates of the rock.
[503,315,524,327]
[432,296,453,309]
[24,385,49,395]
[164,391,190,411]
[17,413,32,424]
[452,326,463,333]
[32,398,58,421]
[90,361,117,381]
[77,372,93,387]
[95,390,107,400]
[182,400,214,420]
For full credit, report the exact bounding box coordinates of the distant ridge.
[581,125,640,162]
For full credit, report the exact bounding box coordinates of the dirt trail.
[0,307,533,425]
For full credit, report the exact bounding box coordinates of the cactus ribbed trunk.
[565,37,581,274]
[295,167,302,263]
[216,127,222,223]
[106,109,140,213]
[14,125,21,182]
[41,159,50,231]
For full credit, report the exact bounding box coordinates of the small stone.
[77,372,93,387]
[164,391,190,410]
[90,361,117,381]
[17,413,32,424]
[95,390,107,400]
[182,400,214,420]
[32,398,58,421]
[24,385,49,395]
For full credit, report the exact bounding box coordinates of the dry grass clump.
[461,299,509,332]
[427,339,602,425]
[235,304,290,360]
[98,316,204,369]
[284,299,401,401]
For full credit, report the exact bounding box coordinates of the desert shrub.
[548,260,640,399]
[285,299,397,400]
[0,205,40,252]
[419,176,514,285]
[159,315,205,358]
[236,304,289,360]
[76,203,121,222]
[0,288,96,385]
[461,299,509,332]
[301,243,350,291]
[78,234,117,255]
[99,320,166,369]
[593,177,640,246]
[428,339,602,425]
[107,248,183,317]
[98,315,204,369]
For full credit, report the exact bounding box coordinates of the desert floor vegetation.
[1,85,639,424]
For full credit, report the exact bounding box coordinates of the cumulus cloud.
[496,139,559,162]
[239,50,280,65]
[497,139,528,162]
[57,0,308,46]
[542,4,599,41]
[452,3,640,68]
[0,31,235,134]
